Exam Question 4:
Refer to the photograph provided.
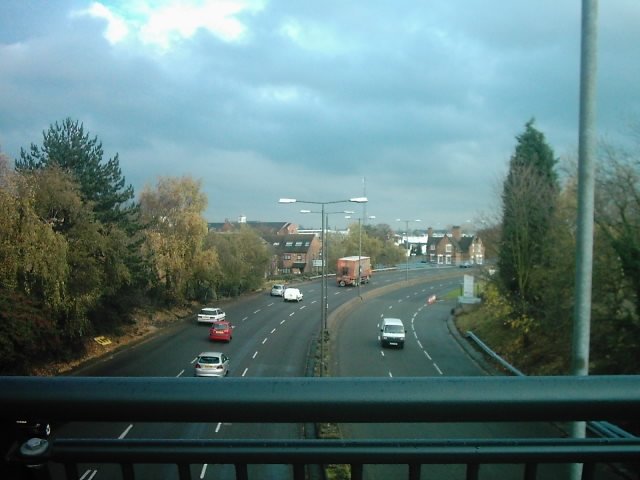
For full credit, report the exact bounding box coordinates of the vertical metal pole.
[571,0,598,478]
[320,204,325,377]
[405,220,410,282]
[324,212,329,333]
[358,217,362,297]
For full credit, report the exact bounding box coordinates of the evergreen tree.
[16,118,136,227]
[498,119,559,314]
[16,119,147,327]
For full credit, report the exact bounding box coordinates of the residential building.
[425,226,484,265]
[264,233,322,276]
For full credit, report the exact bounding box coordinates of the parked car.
[194,352,230,377]
[209,321,233,342]
[270,284,285,296]
[283,287,303,302]
[197,307,226,323]
[460,262,472,268]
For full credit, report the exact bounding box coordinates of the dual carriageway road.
[49,266,623,479]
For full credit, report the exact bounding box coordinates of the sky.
[1,1,639,232]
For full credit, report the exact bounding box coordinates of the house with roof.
[425,226,484,265]
[264,233,322,276]
[207,217,322,276]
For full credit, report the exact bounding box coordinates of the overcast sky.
[1,1,639,231]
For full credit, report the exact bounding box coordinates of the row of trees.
[324,222,405,272]
[488,119,640,374]
[0,119,271,373]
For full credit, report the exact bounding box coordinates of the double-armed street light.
[279,197,368,376]
[397,218,421,281]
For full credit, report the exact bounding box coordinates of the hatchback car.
[209,321,233,342]
[270,284,285,296]
[283,287,303,302]
[197,307,226,323]
[194,352,230,377]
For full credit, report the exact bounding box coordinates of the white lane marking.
[268,302,274,306]
[289,312,295,317]
[416,340,423,349]
[176,369,184,377]
[299,305,307,310]
[388,371,393,377]
[280,319,286,325]
[380,351,385,357]
[191,356,198,364]
[80,470,98,480]
[270,328,276,334]
[215,422,222,433]
[388,305,393,309]
[424,350,432,361]
[434,363,443,375]
[252,351,258,359]
[242,367,249,377]
[242,316,249,322]
[200,464,208,479]
[254,309,261,314]
[262,337,268,344]
[311,300,317,304]
[119,424,133,439]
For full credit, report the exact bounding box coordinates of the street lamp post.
[302,207,354,355]
[397,218,421,281]
[280,197,368,376]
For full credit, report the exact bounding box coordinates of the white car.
[283,287,303,302]
[197,307,226,323]
[270,284,285,296]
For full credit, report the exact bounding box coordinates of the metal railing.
[1,375,639,480]
[465,331,635,442]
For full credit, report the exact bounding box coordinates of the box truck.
[336,256,372,286]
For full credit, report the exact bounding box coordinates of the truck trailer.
[336,256,372,287]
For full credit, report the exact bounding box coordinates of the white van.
[283,287,303,302]
[380,318,406,348]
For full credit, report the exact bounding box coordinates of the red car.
[209,321,233,342]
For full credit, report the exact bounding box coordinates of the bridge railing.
[1,375,639,480]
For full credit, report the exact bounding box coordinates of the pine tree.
[16,118,136,227]
[498,119,559,313]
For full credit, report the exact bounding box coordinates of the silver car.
[270,284,285,296]
[194,352,230,377]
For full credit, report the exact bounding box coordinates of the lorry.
[336,256,372,287]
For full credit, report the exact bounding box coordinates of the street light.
[280,196,368,376]
[397,218,421,281]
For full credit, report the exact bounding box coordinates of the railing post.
[177,463,191,480]
[408,463,421,480]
